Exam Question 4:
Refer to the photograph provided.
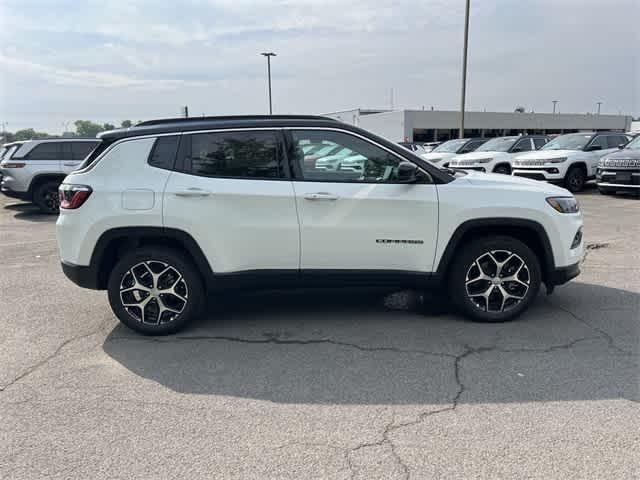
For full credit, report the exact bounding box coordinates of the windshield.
[624,136,640,150]
[433,139,467,153]
[542,133,591,151]
[476,137,517,152]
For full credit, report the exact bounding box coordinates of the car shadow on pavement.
[103,281,638,405]
[3,202,56,222]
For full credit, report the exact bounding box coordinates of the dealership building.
[324,108,633,143]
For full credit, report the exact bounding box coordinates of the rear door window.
[24,143,62,160]
[606,135,627,149]
[180,130,282,179]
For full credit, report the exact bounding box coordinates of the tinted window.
[589,136,607,149]
[512,139,533,152]
[148,136,180,170]
[533,138,547,149]
[184,131,280,179]
[465,140,486,151]
[606,135,627,149]
[25,143,62,160]
[291,130,422,183]
[72,142,99,160]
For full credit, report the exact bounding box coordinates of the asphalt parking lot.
[0,188,638,479]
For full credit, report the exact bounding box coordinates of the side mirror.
[586,145,602,151]
[397,161,419,183]
[618,144,626,150]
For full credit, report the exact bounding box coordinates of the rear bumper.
[61,261,101,290]
[547,262,580,286]
[0,185,31,200]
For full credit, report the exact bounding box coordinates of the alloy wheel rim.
[119,260,188,325]
[44,189,59,211]
[465,250,530,313]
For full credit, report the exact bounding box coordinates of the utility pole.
[459,0,470,138]
[261,52,276,115]
[552,100,559,114]
[596,102,602,115]
[390,88,394,110]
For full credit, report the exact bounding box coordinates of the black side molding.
[61,261,101,290]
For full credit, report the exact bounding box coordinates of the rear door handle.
[304,192,339,201]
[175,188,211,197]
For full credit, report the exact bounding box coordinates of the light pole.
[552,100,559,114]
[596,102,602,115]
[458,0,470,138]
[260,52,276,115]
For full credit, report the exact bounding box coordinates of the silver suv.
[0,138,99,213]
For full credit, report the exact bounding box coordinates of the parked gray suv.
[0,138,99,213]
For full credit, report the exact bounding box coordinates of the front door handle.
[63,162,80,167]
[175,188,211,197]
[304,192,339,201]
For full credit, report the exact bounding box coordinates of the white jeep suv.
[56,116,584,335]
[449,136,548,175]
[0,138,100,212]
[420,138,487,167]
[512,132,632,192]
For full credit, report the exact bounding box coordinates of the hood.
[421,151,456,162]
[460,171,570,196]
[514,149,578,160]
[602,148,640,160]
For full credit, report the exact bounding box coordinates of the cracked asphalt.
[1,189,638,479]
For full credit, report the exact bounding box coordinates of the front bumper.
[61,261,101,290]
[512,167,564,182]
[547,262,580,286]
[596,169,640,188]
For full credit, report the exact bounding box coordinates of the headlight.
[546,196,579,213]
[598,158,606,167]
[477,158,493,163]
[549,157,567,163]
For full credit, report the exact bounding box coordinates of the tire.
[564,167,586,193]
[597,187,614,196]
[493,164,511,175]
[447,236,541,323]
[33,181,61,214]
[107,247,204,335]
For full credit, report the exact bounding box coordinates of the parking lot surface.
[1,190,638,479]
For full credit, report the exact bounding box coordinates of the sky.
[0,0,637,134]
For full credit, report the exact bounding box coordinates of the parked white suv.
[449,136,548,175]
[0,138,100,212]
[420,138,487,167]
[512,132,632,192]
[56,116,584,335]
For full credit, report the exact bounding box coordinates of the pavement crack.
[549,301,633,355]
[0,325,107,393]
[107,334,457,360]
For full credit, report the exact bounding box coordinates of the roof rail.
[136,115,337,127]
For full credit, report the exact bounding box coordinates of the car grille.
[453,159,490,166]
[601,158,640,168]
[514,159,548,166]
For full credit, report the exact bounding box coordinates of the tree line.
[1,120,138,142]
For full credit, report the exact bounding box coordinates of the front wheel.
[107,247,204,335]
[564,167,586,193]
[447,236,541,322]
[33,181,61,214]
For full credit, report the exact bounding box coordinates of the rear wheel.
[33,181,60,214]
[447,236,541,322]
[564,167,586,193]
[107,247,204,335]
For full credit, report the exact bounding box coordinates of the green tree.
[120,120,133,128]
[103,123,116,131]
[13,128,49,141]
[74,120,104,137]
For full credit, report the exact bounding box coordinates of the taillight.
[1,162,26,168]
[59,184,92,209]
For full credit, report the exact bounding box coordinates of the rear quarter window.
[148,136,180,170]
